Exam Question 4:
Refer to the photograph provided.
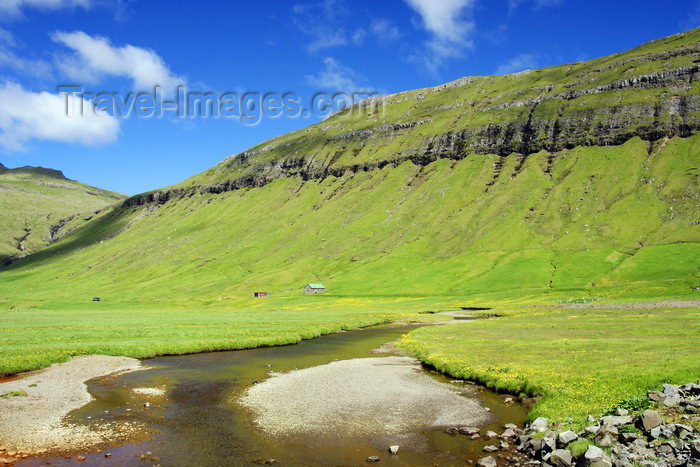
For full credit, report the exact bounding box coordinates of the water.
[18,324,527,466]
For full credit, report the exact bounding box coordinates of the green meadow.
[399,306,700,425]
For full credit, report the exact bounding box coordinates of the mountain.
[0,29,698,305]
[0,165,126,265]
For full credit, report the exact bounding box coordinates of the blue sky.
[0,0,697,195]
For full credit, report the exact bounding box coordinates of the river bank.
[0,356,144,464]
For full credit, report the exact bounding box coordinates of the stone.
[663,383,681,397]
[264,460,276,465]
[75,456,87,462]
[485,431,499,439]
[471,434,481,440]
[501,428,517,438]
[483,445,498,452]
[530,417,548,432]
[104,453,112,458]
[647,390,664,402]
[388,445,399,455]
[620,432,639,443]
[504,397,515,405]
[595,425,618,447]
[690,440,700,458]
[601,415,633,426]
[585,425,600,435]
[661,395,682,406]
[558,430,578,446]
[615,408,629,416]
[476,456,497,467]
[548,449,573,467]
[504,423,519,430]
[366,456,380,462]
[459,426,480,435]
[445,427,459,434]
[500,441,509,450]
[584,445,611,467]
[541,437,556,455]
[640,410,662,431]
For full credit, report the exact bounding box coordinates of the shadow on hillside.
[0,206,131,272]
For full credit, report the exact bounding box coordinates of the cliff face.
[124,30,699,206]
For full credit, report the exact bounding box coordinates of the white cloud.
[0,28,51,78]
[352,27,367,45]
[403,0,476,73]
[52,31,184,91]
[495,53,539,75]
[370,19,400,43]
[306,57,364,91]
[508,0,563,12]
[0,0,93,17]
[292,0,348,53]
[0,81,120,151]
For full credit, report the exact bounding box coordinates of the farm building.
[304,283,326,295]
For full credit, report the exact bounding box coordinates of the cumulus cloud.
[404,0,476,73]
[52,31,184,91]
[0,81,120,151]
[292,0,349,53]
[306,57,364,91]
[495,53,539,75]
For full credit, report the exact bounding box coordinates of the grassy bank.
[398,306,700,426]
[0,295,451,376]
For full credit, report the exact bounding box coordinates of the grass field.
[398,306,700,425]
[0,295,452,376]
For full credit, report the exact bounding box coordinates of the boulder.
[661,395,682,406]
[640,410,662,431]
[584,445,611,467]
[558,430,578,446]
[459,426,480,435]
[601,415,633,426]
[501,428,517,439]
[485,431,499,439]
[476,456,497,467]
[530,417,549,432]
[662,383,681,397]
[595,425,618,447]
[483,445,498,453]
[548,449,573,467]
[366,456,380,462]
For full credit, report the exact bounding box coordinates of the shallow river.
[19,324,527,466]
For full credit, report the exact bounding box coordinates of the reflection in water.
[19,325,527,466]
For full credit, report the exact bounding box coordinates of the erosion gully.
[19,321,527,466]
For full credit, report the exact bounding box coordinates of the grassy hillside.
[0,29,697,306]
[0,165,126,265]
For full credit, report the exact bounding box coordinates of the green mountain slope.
[0,29,698,306]
[0,165,126,265]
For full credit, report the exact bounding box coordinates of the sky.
[0,0,697,196]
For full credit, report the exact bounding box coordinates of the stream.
[18,324,527,466]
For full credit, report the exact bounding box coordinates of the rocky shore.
[0,356,144,465]
[464,381,700,466]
